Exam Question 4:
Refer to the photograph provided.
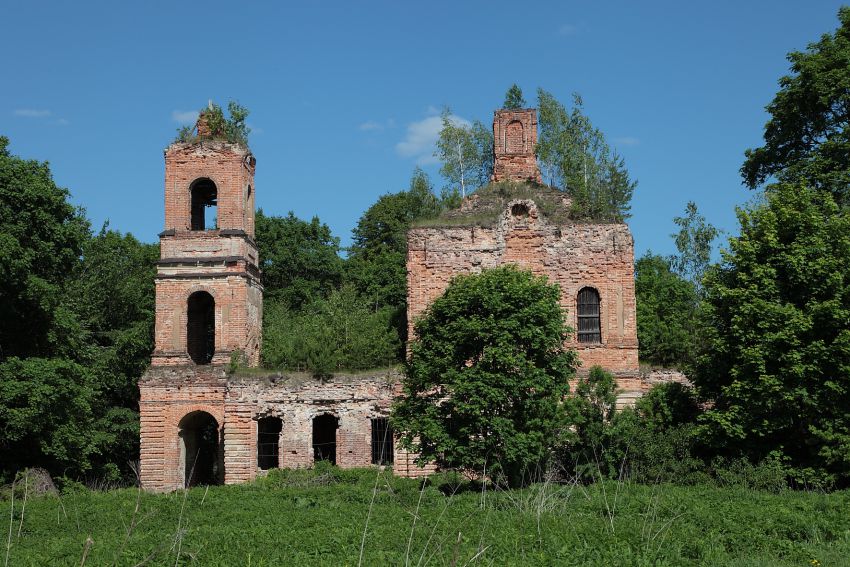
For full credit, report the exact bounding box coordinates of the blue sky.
[2,1,846,258]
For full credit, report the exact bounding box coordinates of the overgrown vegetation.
[393,266,578,486]
[536,89,636,222]
[2,467,849,565]
[175,100,251,146]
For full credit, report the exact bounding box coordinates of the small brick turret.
[492,108,542,183]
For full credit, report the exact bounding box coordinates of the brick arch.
[183,171,225,197]
[176,404,225,427]
[182,284,220,302]
[505,120,524,153]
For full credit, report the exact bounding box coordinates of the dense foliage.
[0,138,157,482]
[0,136,91,359]
[635,253,700,367]
[393,266,578,486]
[346,168,442,312]
[255,210,343,309]
[693,183,850,486]
[262,285,399,375]
[742,7,850,206]
[561,370,705,485]
[536,90,636,222]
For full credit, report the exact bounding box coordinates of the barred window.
[257,416,281,470]
[371,418,394,465]
[577,288,601,344]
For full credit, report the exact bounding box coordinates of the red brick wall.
[139,369,433,491]
[407,199,639,375]
[492,109,542,183]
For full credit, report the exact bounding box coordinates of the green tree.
[536,90,636,221]
[255,210,343,310]
[392,266,578,486]
[693,183,850,484]
[671,201,719,293]
[635,253,700,367]
[0,139,157,482]
[0,136,91,360]
[503,84,526,109]
[742,8,850,206]
[262,286,400,375]
[434,108,493,197]
[347,168,442,311]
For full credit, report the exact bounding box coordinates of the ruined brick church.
[138,107,641,491]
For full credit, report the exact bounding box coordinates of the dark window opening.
[257,416,282,470]
[511,203,530,218]
[312,414,338,465]
[371,418,394,465]
[179,411,221,487]
[190,178,218,231]
[577,287,602,344]
[187,291,215,364]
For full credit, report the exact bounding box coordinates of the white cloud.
[396,113,470,164]
[558,23,578,36]
[14,109,51,118]
[614,136,640,146]
[359,118,397,132]
[172,110,199,125]
[55,118,70,126]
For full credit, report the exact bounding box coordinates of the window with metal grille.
[257,416,282,470]
[371,418,394,465]
[577,287,601,344]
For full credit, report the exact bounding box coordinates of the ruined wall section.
[407,199,639,375]
[140,369,434,491]
[139,366,229,492]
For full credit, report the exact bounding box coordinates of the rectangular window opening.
[257,417,282,470]
[371,418,394,466]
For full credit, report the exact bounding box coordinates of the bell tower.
[151,113,263,367]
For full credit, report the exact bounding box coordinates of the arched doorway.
[179,411,221,487]
[187,291,215,364]
[312,414,338,465]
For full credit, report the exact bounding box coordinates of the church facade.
[138,108,644,491]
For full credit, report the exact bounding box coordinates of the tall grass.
[1,465,849,565]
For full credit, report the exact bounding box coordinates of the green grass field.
[2,467,849,566]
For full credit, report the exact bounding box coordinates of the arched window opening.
[257,416,282,470]
[505,120,524,153]
[577,287,602,344]
[190,178,218,231]
[371,418,394,465]
[187,291,215,364]
[179,411,221,487]
[312,414,338,465]
[511,203,530,218]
